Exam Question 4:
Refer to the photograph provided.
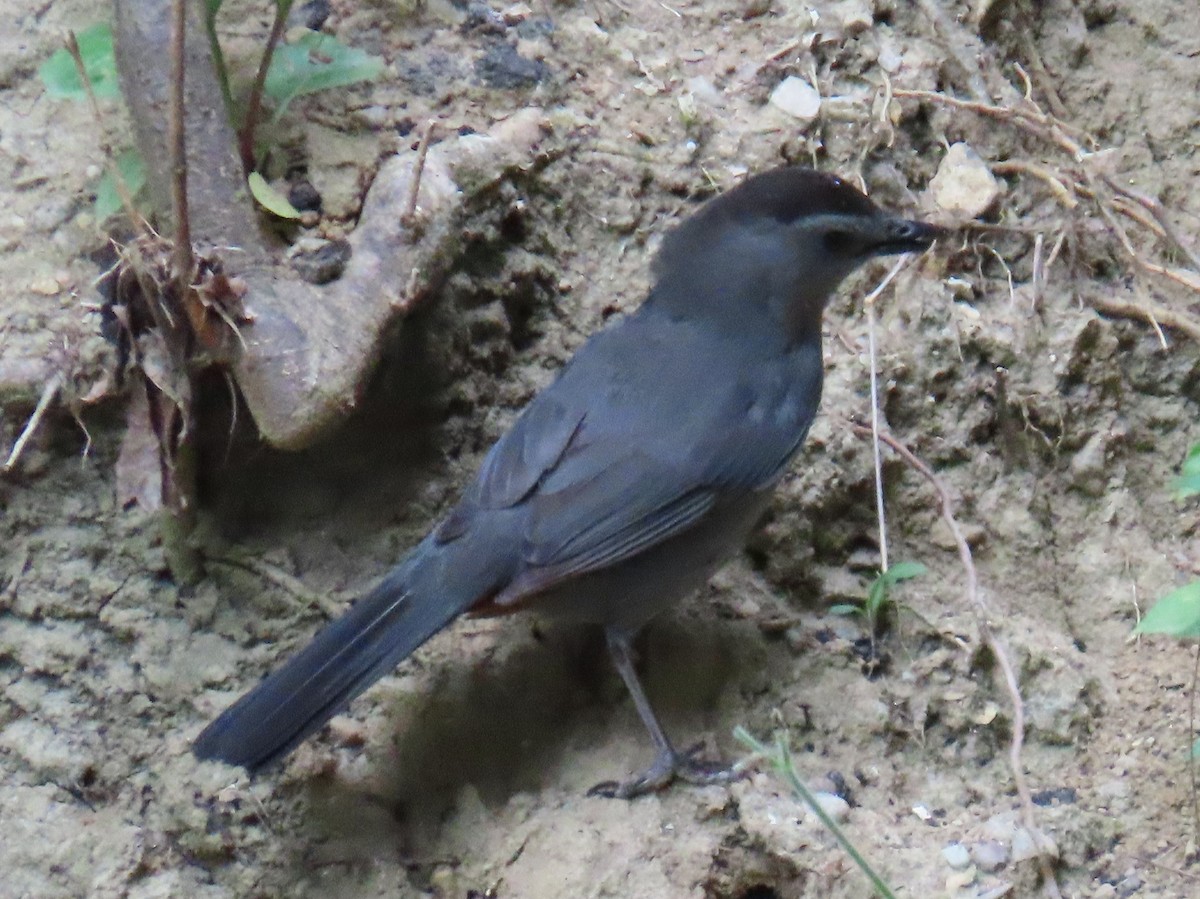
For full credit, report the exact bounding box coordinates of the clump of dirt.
[3,1,1200,897]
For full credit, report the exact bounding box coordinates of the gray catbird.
[193,167,939,797]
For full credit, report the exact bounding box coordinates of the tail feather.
[193,536,490,772]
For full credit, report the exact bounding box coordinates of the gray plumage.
[193,167,939,792]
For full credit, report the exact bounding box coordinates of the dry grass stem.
[851,423,1063,898]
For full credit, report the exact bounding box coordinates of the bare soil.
[3,1,1200,897]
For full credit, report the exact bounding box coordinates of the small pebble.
[945,868,977,891]
[287,237,352,285]
[288,180,323,213]
[971,839,1009,872]
[928,142,1001,219]
[29,277,61,296]
[1009,827,1058,862]
[942,842,971,869]
[502,2,532,24]
[1097,779,1131,800]
[1010,827,1037,862]
[301,0,330,30]
[811,791,850,823]
[769,76,821,123]
[977,885,1015,899]
[476,41,548,89]
[983,812,1018,842]
[1117,870,1144,896]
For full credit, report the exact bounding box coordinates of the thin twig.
[403,120,438,227]
[3,375,61,474]
[862,257,911,572]
[850,423,1062,898]
[915,0,991,102]
[1089,294,1200,344]
[895,87,1200,303]
[168,0,193,281]
[1101,176,1200,273]
[986,245,1016,306]
[1017,32,1069,121]
[1032,232,1045,311]
[239,0,293,172]
[990,159,1078,209]
[207,554,343,618]
[866,302,889,573]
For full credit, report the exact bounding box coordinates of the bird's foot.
[587,741,741,800]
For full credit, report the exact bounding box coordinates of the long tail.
[193,533,499,772]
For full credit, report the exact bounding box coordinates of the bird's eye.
[823,230,855,254]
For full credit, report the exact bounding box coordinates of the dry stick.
[863,257,913,572]
[1082,180,1200,294]
[1089,294,1200,344]
[1032,232,1045,311]
[1110,195,1168,242]
[990,159,1077,209]
[1102,176,1200,273]
[402,120,438,227]
[207,554,342,618]
[2,375,61,474]
[168,0,192,280]
[1017,31,1070,121]
[851,424,1063,899]
[914,0,992,102]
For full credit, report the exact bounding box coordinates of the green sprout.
[1135,442,1200,759]
[830,560,927,636]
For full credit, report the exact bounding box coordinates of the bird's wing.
[442,312,822,601]
[435,392,585,543]
[495,347,822,600]
[512,408,809,587]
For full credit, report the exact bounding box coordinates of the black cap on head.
[655,168,891,276]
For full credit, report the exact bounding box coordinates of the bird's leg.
[588,627,740,799]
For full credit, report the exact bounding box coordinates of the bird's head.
[650,168,941,341]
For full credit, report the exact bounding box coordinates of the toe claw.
[586,780,621,799]
[588,743,745,799]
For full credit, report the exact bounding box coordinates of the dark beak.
[870,217,945,256]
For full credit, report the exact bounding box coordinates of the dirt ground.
[3,0,1200,897]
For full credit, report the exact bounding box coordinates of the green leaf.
[248,172,301,219]
[881,561,928,586]
[95,150,147,220]
[866,577,887,617]
[264,32,384,120]
[1176,443,1200,499]
[828,604,861,617]
[39,23,120,101]
[1135,581,1200,638]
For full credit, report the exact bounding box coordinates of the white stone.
[942,842,972,869]
[769,76,822,123]
[928,142,1001,219]
[810,791,850,823]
